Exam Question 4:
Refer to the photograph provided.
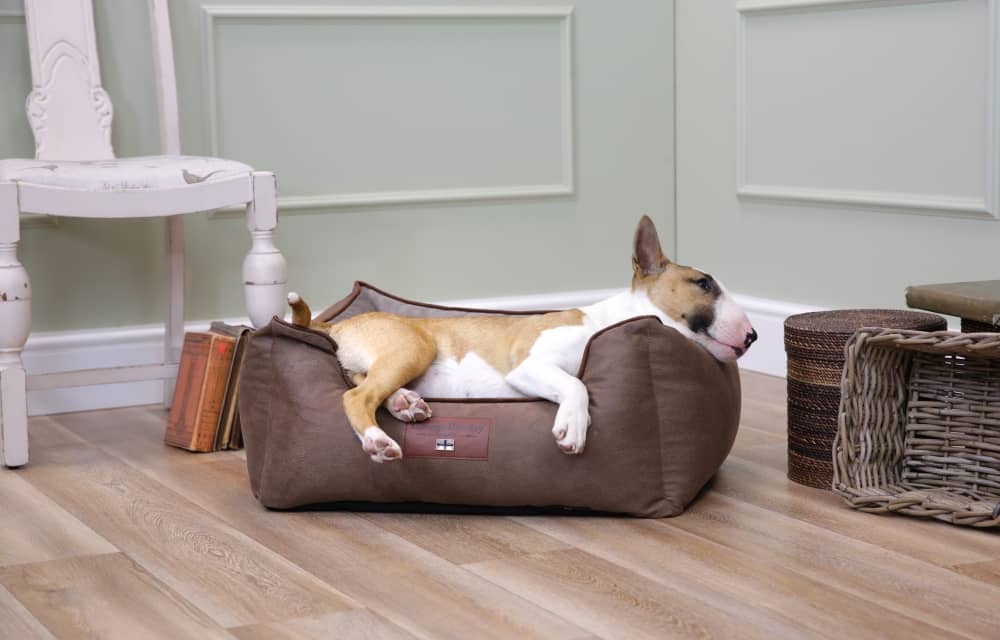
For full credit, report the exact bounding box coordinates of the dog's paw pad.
[386,388,432,423]
[362,427,403,463]
[552,404,589,455]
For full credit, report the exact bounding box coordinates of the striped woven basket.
[834,328,1000,528]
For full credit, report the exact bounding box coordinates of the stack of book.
[164,322,253,453]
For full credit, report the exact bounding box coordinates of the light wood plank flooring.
[2,371,998,639]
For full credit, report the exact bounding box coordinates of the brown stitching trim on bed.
[573,315,666,378]
[317,281,557,322]
[315,281,365,322]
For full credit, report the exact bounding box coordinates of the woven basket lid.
[785,309,946,360]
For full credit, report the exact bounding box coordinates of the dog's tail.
[287,292,332,331]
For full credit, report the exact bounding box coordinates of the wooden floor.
[2,371,999,639]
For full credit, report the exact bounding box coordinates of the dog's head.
[631,215,756,362]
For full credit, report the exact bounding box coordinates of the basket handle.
[856,328,1000,358]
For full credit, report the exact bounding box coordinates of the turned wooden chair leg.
[243,172,287,328]
[163,215,184,408]
[0,183,30,468]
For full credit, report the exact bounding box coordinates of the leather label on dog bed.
[404,417,492,460]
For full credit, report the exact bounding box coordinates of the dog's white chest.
[413,353,524,399]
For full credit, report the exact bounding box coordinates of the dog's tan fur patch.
[630,215,718,329]
[640,266,717,328]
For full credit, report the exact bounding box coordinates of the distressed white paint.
[0,366,27,468]
[243,172,287,328]
[0,0,287,467]
[23,0,113,161]
[15,173,255,217]
[148,0,180,156]
[151,0,183,407]
[736,0,999,218]
[0,181,29,468]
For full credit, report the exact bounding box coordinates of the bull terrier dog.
[288,215,756,463]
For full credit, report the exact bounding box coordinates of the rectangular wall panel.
[737,0,998,217]
[202,6,574,209]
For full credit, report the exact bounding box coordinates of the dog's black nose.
[745,329,758,348]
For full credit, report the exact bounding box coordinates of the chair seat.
[0,155,253,192]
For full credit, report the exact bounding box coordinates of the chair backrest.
[23,0,180,161]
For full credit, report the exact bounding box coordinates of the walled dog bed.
[238,282,742,517]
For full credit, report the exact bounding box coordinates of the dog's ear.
[632,215,670,277]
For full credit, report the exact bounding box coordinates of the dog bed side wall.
[239,321,346,503]
[238,326,273,500]
[649,324,741,514]
[578,316,741,516]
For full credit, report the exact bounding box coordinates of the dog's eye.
[694,277,712,292]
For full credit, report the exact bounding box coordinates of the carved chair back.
[22,0,180,161]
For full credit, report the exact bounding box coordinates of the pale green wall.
[1,0,675,333]
[676,0,1000,312]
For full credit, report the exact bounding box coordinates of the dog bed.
[238,282,742,517]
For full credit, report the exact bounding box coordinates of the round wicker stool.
[784,309,946,489]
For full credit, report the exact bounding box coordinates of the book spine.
[164,333,212,450]
[191,335,235,452]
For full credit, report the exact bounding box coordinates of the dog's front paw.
[361,426,403,463]
[552,403,590,455]
[385,388,432,423]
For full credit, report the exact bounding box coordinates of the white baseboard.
[22,317,246,417]
[21,290,816,416]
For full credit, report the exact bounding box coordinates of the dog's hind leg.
[352,373,431,424]
[385,388,432,423]
[339,322,437,463]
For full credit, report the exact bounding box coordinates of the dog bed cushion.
[238,282,742,517]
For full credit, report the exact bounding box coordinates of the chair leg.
[243,172,287,328]
[0,183,30,468]
[163,215,184,408]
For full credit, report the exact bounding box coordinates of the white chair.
[0,0,288,468]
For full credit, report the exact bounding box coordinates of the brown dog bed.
[238,282,741,517]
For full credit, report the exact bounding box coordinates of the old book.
[209,322,253,450]
[229,412,243,450]
[164,332,236,452]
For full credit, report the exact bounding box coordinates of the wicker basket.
[834,329,1000,528]
[784,310,947,489]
